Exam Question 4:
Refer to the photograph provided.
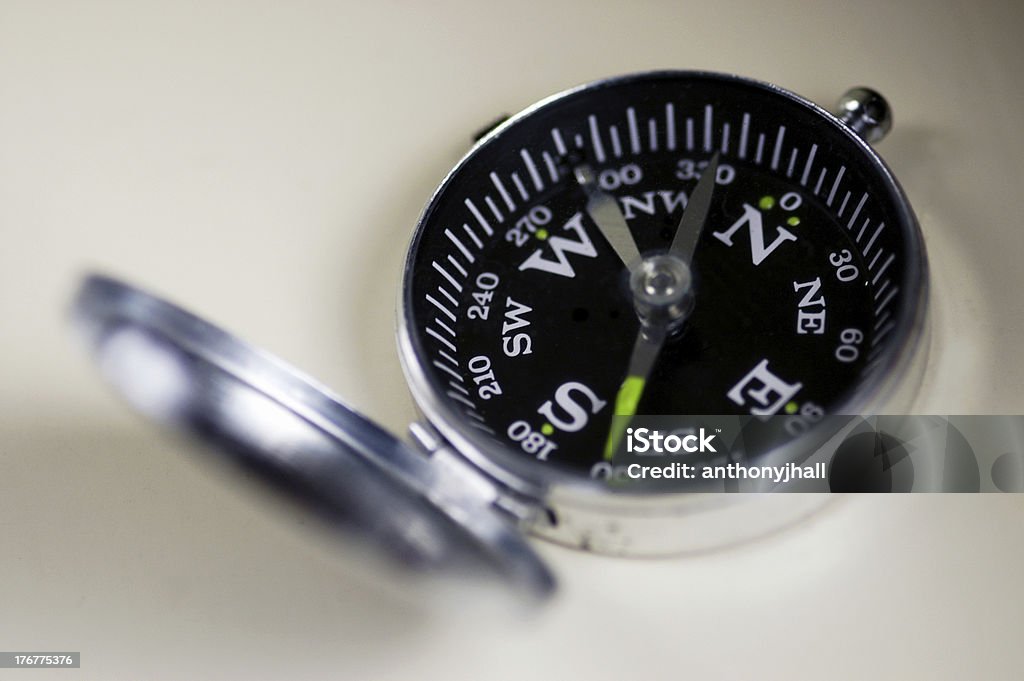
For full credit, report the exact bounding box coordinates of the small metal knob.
[835,87,892,144]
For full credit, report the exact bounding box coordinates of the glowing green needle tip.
[603,375,646,460]
[616,376,647,415]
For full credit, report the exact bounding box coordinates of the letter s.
[537,382,608,433]
[502,333,533,357]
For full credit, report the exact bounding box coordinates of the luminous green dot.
[785,401,799,415]
[759,195,775,210]
[535,228,549,240]
[541,423,554,436]
[787,216,801,227]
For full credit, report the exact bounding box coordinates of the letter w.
[519,211,597,278]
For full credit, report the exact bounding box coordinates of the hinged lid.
[72,274,554,598]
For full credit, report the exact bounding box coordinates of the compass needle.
[575,163,643,268]
[604,327,665,460]
[670,152,720,263]
[602,153,721,459]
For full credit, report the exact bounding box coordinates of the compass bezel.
[397,70,929,526]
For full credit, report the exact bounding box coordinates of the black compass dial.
[402,72,925,478]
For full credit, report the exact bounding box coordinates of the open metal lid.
[72,274,554,598]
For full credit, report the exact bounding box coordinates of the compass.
[74,71,928,597]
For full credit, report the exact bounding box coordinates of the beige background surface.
[2,1,1023,679]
